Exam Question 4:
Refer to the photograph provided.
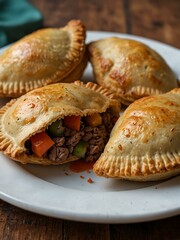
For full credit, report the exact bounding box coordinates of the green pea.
[73,141,88,158]
[48,119,65,137]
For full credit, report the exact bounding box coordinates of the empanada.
[93,88,180,181]
[88,37,178,105]
[0,20,87,97]
[0,81,120,165]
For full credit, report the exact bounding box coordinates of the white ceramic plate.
[0,31,179,224]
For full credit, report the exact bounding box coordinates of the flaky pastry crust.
[88,37,178,105]
[0,81,120,164]
[93,88,180,181]
[0,20,87,97]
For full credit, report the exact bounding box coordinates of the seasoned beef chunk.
[49,146,69,162]
[26,111,117,163]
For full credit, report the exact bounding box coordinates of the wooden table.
[0,0,179,239]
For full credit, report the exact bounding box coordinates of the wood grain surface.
[0,0,179,239]
[30,0,180,48]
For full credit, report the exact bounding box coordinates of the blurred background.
[0,0,179,48]
[30,0,180,48]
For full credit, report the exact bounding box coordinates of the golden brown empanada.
[0,81,120,165]
[93,88,180,181]
[88,37,178,105]
[0,20,87,97]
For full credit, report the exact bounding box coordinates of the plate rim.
[87,30,180,50]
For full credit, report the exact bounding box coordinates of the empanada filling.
[25,110,118,163]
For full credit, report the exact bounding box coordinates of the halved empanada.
[0,81,120,165]
[93,88,180,181]
[88,37,178,105]
[0,20,87,97]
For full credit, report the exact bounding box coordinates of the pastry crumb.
[87,178,94,183]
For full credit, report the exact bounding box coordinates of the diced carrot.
[30,132,55,157]
[63,115,81,131]
[87,178,94,184]
[85,113,102,127]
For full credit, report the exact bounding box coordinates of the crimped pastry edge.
[88,37,178,106]
[0,81,120,164]
[101,82,164,106]
[93,151,180,181]
[0,20,87,97]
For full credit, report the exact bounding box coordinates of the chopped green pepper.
[73,141,88,158]
[48,119,65,137]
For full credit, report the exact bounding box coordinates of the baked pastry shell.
[0,20,87,97]
[88,37,178,105]
[93,88,180,181]
[0,81,120,165]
